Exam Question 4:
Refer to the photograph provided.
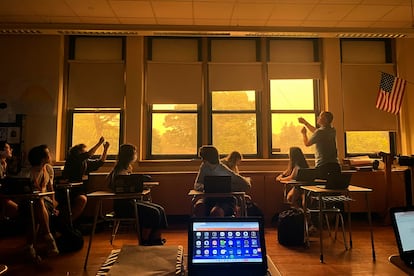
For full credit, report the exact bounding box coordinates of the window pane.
[212,114,257,155]
[212,91,256,111]
[346,131,390,154]
[271,113,315,154]
[152,104,197,111]
[152,113,198,155]
[72,113,120,156]
[270,79,314,110]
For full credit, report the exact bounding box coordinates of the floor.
[0,214,408,276]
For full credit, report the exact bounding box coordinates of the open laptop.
[203,176,232,193]
[0,177,33,194]
[294,168,317,182]
[324,172,352,190]
[390,206,414,268]
[187,217,268,276]
[112,174,149,193]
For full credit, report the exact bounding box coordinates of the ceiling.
[1,0,414,37]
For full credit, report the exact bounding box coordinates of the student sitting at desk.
[276,146,309,208]
[60,136,110,223]
[221,151,242,174]
[23,145,60,262]
[194,145,251,217]
[107,144,168,246]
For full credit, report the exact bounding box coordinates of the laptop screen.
[188,217,267,275]
[391,208,414,254]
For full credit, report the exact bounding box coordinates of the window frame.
[67,108,124,160]
[208,90,261,158]
[269,79,320,158]
[147,104,201,159]
[344,131,396,158]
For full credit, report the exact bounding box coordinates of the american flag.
[375,72,406,114]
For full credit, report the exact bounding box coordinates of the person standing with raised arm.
[298,111,340,179]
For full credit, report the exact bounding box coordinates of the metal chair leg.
[110,220,120,245]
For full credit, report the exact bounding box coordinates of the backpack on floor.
[277,208,305,246]
[55,226,84,253]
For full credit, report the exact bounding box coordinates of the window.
[270,79,319,156]
[211,91,258,155]
[66,36,125,159]
[149,104,199,158]
[68,109,123,157]
[345,131,396,157]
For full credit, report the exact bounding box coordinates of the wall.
[86,170,408,226]
[0,35,61,163]
[1,35,414,171]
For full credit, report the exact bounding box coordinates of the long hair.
[222,151,242,172]
[113,144,137,175]
[287,147,309,172]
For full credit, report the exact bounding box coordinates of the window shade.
[68,62,125,108]
[269,39,316,62]
[208,63,263,91]
[267,63,321,79]
[146,62,203,104]
[342,64,398,131]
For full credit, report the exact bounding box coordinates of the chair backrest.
[112,174,145,193]
[325,172,352,190]
[0,177,33,194]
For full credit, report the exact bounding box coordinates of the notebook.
[0,177,33,195]
[112,174,149,194]
[324,172,352,190]
[294,168,317,182]
[390,206,414,268]
[203,176,232,193]
[187,217,268,276]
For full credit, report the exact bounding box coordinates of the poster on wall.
[7,127,20,144]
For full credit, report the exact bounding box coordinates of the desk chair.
[105,201,141,245]
[305,194,352,250]
[105,181,159,245]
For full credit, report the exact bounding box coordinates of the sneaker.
[44,234,60,256]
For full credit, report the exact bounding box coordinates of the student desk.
[301,185,375,263]
[188,189,248,217]
[83,190,150,270]
[0,191,55,247]
[55,181,83,227]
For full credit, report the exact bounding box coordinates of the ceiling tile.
[194,2,234,19]
[110,1,154,18]
[306,4,355,20]
[344,5,395,21]
[335,20,375,28]
[79,16,120,24]
[265,20,304,27]
[156,18,194,25]
[370,21,412,28]
[301,20,340,27]
[118,17,157,25]
[152,1,192,19]
[232,3,274,19]
[194,18,231,25]
[65,0,115,17]
[381,6,412,21]
[230,18,269,26]
[268,4,313,20]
